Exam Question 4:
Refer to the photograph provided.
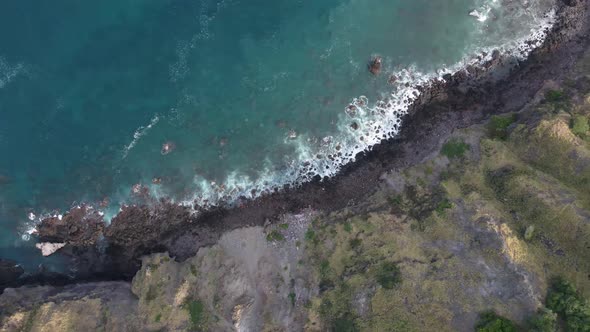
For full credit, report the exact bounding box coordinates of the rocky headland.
[1,0,590,331]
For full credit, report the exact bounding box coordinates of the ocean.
[0,0,555,272]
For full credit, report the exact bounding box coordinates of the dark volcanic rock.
[0,259,24,285]
[37,205,104,246]
[105,202,194,258]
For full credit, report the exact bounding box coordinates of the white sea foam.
[122,114,160,159]
[0,57,25,89]
[20,1,561,238]
[170,2,557,211]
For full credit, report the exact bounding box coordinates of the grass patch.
[571,115,589,138]
[266,230,285,242]
[488,114,517,140]
[185,300,206,331]
[375,262,402,289]
[279,223,289,229]
[441,139,470,158]
[154,313,162,323]
[288,292,296,307]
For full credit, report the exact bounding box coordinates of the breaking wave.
[168,4,557,210]
[22,0,559,235]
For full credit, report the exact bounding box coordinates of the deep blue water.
[0,0,555,272]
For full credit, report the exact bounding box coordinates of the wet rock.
[0,259,24,285]
[388,75,398,85]
[37,205,104,246]
[368,56,382,75]
[105,203,193,258]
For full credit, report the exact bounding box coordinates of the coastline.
[3,0,590,291]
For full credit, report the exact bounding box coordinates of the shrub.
[441,139,470,158]
[375,262,402,289]
[488,114,517,140]
[349,238,362,250]
[343,222,353,233]
[475,311,518,332]
[332,316,358,332]
[305,229,316,242]
[435,198,453,217]
[266,230,285,242]
[527,308,557,332]
[545,89,567,103]
[524,225,535,241]
[571,115,589,137]
[546,277,590,332]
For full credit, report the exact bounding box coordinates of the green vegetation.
[349,238,362,250]
[305,229,317,243]
[441,138,470,158]
[279,223,289,229]
[375,262,402,289]
[523,225,535,242]
[527,308,557,332]
[546,278,590,332]
[545,89,567,103]
[571,115,589,137]
[289,292,296,307]
[190,264,198,277]
[343,222,353,233]
[145,285,158,302]
[435,198,453,217]
[488,114,517,140]
[475,312,518,332]
[332,316,359,332]
[154,313,162,323]
[186,300,206,331]
[266,230,285,242]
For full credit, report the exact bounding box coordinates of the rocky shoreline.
[2,0,589,292]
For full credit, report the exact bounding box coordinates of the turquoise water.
[0,0,554,271]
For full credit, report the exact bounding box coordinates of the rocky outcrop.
[36,205,104,247]
[0,260,23,286]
